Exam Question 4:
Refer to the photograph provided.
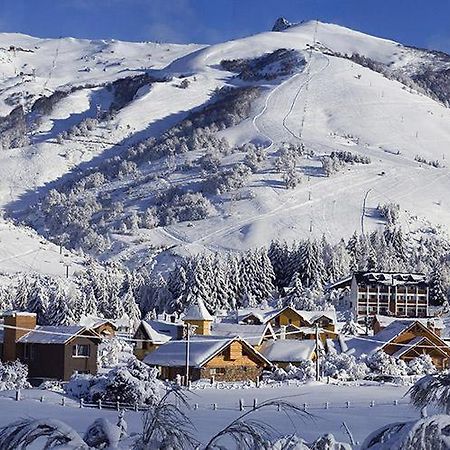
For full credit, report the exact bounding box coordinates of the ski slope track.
[1,21,450,271]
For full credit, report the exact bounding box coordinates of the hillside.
[0,20,450,273]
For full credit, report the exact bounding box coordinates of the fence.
[2,380,412,414]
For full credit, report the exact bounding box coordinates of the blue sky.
[0,0,449,52]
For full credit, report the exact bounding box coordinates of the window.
[210,368,225,375]
[23,344,34,360]
[72,344,90,357]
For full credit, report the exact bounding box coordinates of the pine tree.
[346,232,360,272]
[298,239,326,290]
[328,239,350,281]
[26,277,50,325]
[122,285,141,331]
[429,264,447,306]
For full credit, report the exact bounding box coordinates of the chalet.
[330,272,429,320]
[1,312,100,381]
[133,319,182,360]
[259,339,320,368]
[144,336,271,382]
[241,306,336,332]
[79,315,118,338]
[347,319,450,370]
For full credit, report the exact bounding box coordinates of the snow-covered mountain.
[1,20,450,273]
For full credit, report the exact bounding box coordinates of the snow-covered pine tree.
[211,255,231,312]
[26,276,50,325]
[429,264,447,306]
[46,280,77,326]
[346,231,360,272]
[298,238,326,290]
[328,239,351,282]
[121,285,141,331]
[268,240,290,290]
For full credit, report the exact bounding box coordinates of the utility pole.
[184,323,191,387]
[315,324,320,382]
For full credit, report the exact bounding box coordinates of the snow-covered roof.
[354,271,427,286]
[145,336,270,368]
[240,307,336,326]
[140,320,176,344]
[210,323,273,346]
[183,298,214,321]
[346,320,425,357]
[259,340,317,362]
[79,315,117,330]
[375,314,444,330]
[17,326,93,345]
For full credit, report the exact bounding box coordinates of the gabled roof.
[17,326,97,345]
[79,315,118,330]
[210,322,275,346]
[183,298,214,321]
[260,339,318,362]
[347,319,449,358]
[144,337,271,368]
[137,319,180,344]
[375,314,444,330]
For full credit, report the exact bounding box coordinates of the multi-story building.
[329,271,429,320]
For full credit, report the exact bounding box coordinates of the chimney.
[3,312,36,362]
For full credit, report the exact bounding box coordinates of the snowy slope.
[1,21,450,270]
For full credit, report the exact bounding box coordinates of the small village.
[0,269,446,386]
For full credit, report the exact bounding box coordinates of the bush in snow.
[0,360,31,390]
[407,354,437,376]
[322,352,369,381]
[365,351,409,377]
[361,414,450,450]
[98,337,134,369]
[286,361,316,382]
[203,162,252,194]
[66,357,163,406]
[408,371,450,414]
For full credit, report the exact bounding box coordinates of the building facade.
[347,272,429,320]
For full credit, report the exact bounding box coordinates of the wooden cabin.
[2,312,100,381]
[133,319,181,360]
[348,319,450,371]
[144,337,271,382]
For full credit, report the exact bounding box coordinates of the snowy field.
[0,383,420,448]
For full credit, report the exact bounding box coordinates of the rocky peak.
[272,17,292,32]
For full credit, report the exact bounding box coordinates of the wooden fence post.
[394,400,398,406]
[194,403,198,410]
[370,400,375,407]
[346,401,350,408]
[40,396,44,403]
[98,399,102,410]
[239,399,244,411]
[253,398,258,410]
[324,402,329,409]
[80,398,84,408]
[61,397,66,406]
[15,390,21,401]
[212,403,217,411]
[303,403,307,411]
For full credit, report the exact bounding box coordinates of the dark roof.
[17,326,96,344]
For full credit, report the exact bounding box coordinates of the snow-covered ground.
[0,20,449,271]
[0,382,419,448]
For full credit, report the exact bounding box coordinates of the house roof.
[346,319,448,358]
[259,339,318,362]
[240,307,336,326]
[210,323,274,346]
[144,337,271,368]
[374,314,444,330]
[137,319,181,343]
[17,326,94,345]
[79,315,118,330]
[183,298,214,321]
